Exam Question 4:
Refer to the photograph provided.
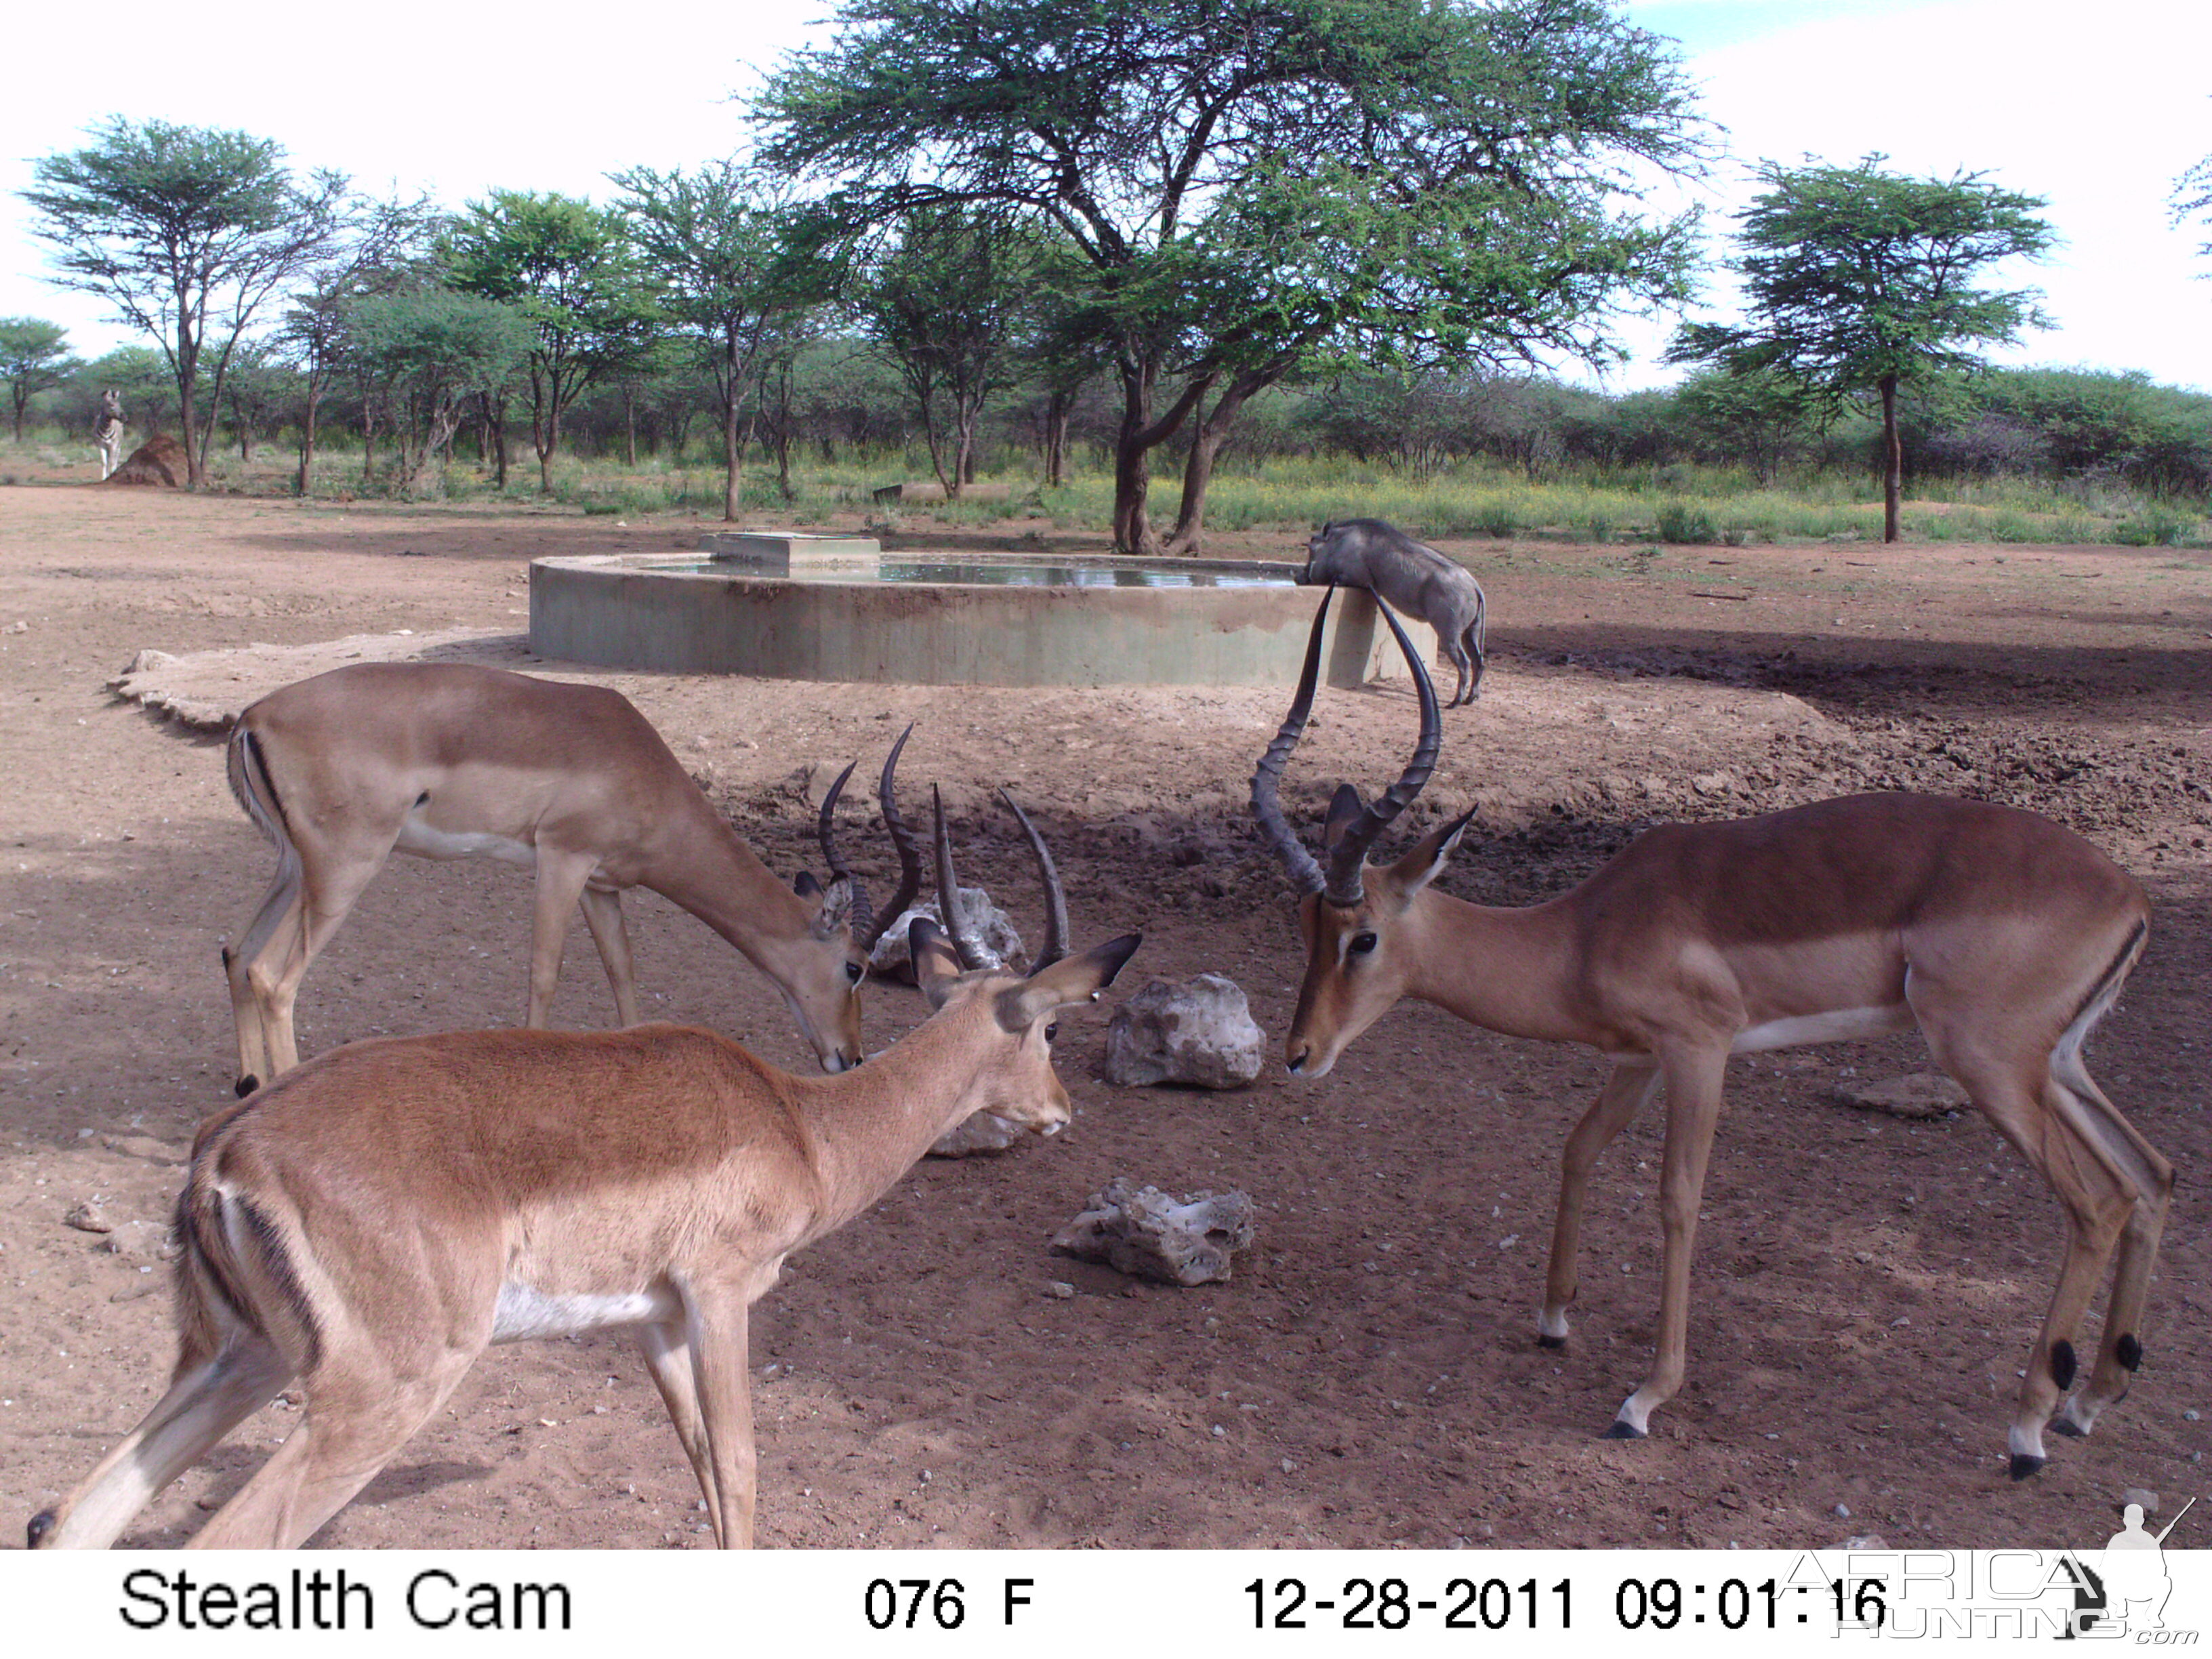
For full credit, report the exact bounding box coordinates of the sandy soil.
[1,476,2206,1551]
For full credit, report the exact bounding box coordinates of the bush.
[1655,501,1719,544]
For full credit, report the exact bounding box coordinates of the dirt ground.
[1,476,2206,1551]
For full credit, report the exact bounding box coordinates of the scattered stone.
[1044,1282,1076,1300]
[117,648,176,677]
[1050,1178,1258,1286]
[2184,1409,2200,1422]
[2,620,26,635]
[2123,1488,2160,1514]
[1102,975,1265,1090]
[1836,1533,1890,1549]
[101,1133,186,1166]
[869,888,1023,981]
[100,1221,178,1260]
[62,1200,112,1234]
[1834,1073,1969,1120]
[1833,1503,1852,1519]
[926,1110,1027,1159]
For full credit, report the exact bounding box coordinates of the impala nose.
[1286,1044,1310,1076]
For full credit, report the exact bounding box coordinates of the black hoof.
[2009,1452,2047,1481]
[2116,1333,2143,1372]
[1536,1332,1566,1351]
[2049,1416,2087,1439]
[1601,1420,1645,1441]
[26,1509,54,1548]
[234,1075,258,1099]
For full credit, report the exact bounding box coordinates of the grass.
[6,430,2205,548]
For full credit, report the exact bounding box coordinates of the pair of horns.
[1249,584,1441,905]
[818,724,923,952]
[931,785,1068,972]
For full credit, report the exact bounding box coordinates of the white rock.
[926,1110,1027,1159]
[1103,974,1265,1089]
[1050,1178,1258,1286]
[868,888,1023,982]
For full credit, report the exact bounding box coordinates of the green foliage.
[0,317,82,440]
[760,0,1711,548]
[1655,501,1719,544]
[443,190,662,488]
[18,117,352,483]
[346,289,534,494]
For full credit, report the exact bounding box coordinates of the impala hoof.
[1601,1420,1645,1440]
[2008,1452,2047,1481]
[2049,1416,2087,1439]
[1536,1333,1566,1351]
[26,1509,55,1548]
[234,1075,258,1099]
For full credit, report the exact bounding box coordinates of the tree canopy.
[758,0,1708,551]
[19,117,350,486]
[1668,154,2053,542]
[444,191,661,491]
[0,318,81,442]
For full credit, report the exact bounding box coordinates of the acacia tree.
[860,207,1039,497]
[2174,145,2212,267]
[760,0,1705,552]
[444,192,661,493]
[279,193,436,494]
[1668,155,2053,543]
[0,318,81,441]
[611,163,833,518]
[20,119,350,487]
[346,290,534,495]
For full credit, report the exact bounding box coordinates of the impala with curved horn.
[30,792,1139,1550]
[1252,588,2169,1477]
[220,664,926,1088]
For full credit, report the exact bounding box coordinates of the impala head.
[909,786,1141,1135]
[1250,586,1475,1078]
[787,725,927,1073]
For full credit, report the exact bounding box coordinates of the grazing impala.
[29,791,1139,1550]
[220,663,926,1092]
[1252,588,2168,1476]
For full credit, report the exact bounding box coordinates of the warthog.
[1302,518,1487,704]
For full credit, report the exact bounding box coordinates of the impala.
[220,663,925,1091]
[1252,588,2168,1476]
[29,791,1139,1549]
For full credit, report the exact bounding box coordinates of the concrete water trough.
[529,533,1391,688]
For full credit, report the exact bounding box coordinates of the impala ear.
[810,875,854,939]
[1321,783,1365,853]
[1391,806,1477,901]
[911,918,966,1008]
[995,933,1143,1032]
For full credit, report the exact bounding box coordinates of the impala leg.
[1462,620,1486,701]
[1441,634,1474,708]
[578,884,641,1027]
[190,1359,474,1549]
[1540,1058,1660,1347]
[638,1319,722,1522]
[527,850,598,1027]
[1921,1025,2133,1477]
[258,842,394,1076]
[29,1332,293,1549]
[226,848,303,1094]
[1608,1046,1727,1439]
[2044,1054,2173,1441]
[682,1285,757,1549]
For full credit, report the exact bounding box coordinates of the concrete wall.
[529,556,1393,689]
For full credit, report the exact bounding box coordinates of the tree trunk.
[490,393,509,490]
[1165,375,1261,554]
[722,398,743,522]
[623,385,638,467]
[1880,373,1902,545]
[12,390,26,443]
[1111,356,1159,554]
[295,378,321,497]
[1044,390,1069,489]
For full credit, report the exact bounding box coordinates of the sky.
[1,0,2206,393]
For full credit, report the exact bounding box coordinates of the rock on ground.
[1103,974,1265,1089]
[1834,1073,1969,1120]
[867,888,1023,981]
[1050,1177,1258,1286]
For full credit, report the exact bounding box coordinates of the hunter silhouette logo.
[2058,1494,2196,1639]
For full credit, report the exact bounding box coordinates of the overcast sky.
[2,0,2205,392]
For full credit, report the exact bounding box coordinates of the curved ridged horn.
[997,787,1067,970]
[1249,585,1332,897]
[817,758,869,942]
[1323,596,1441,905]
[932,785,994,970]
[859,723,923,950]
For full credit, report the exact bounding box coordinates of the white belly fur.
[491,1282,680,1343]
[394,813,537,865]
[1731,1004,1914,1052]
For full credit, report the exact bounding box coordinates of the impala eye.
[1349,932,1378,957]
[1045,1022,1060,1044]
[846,961,865,985]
